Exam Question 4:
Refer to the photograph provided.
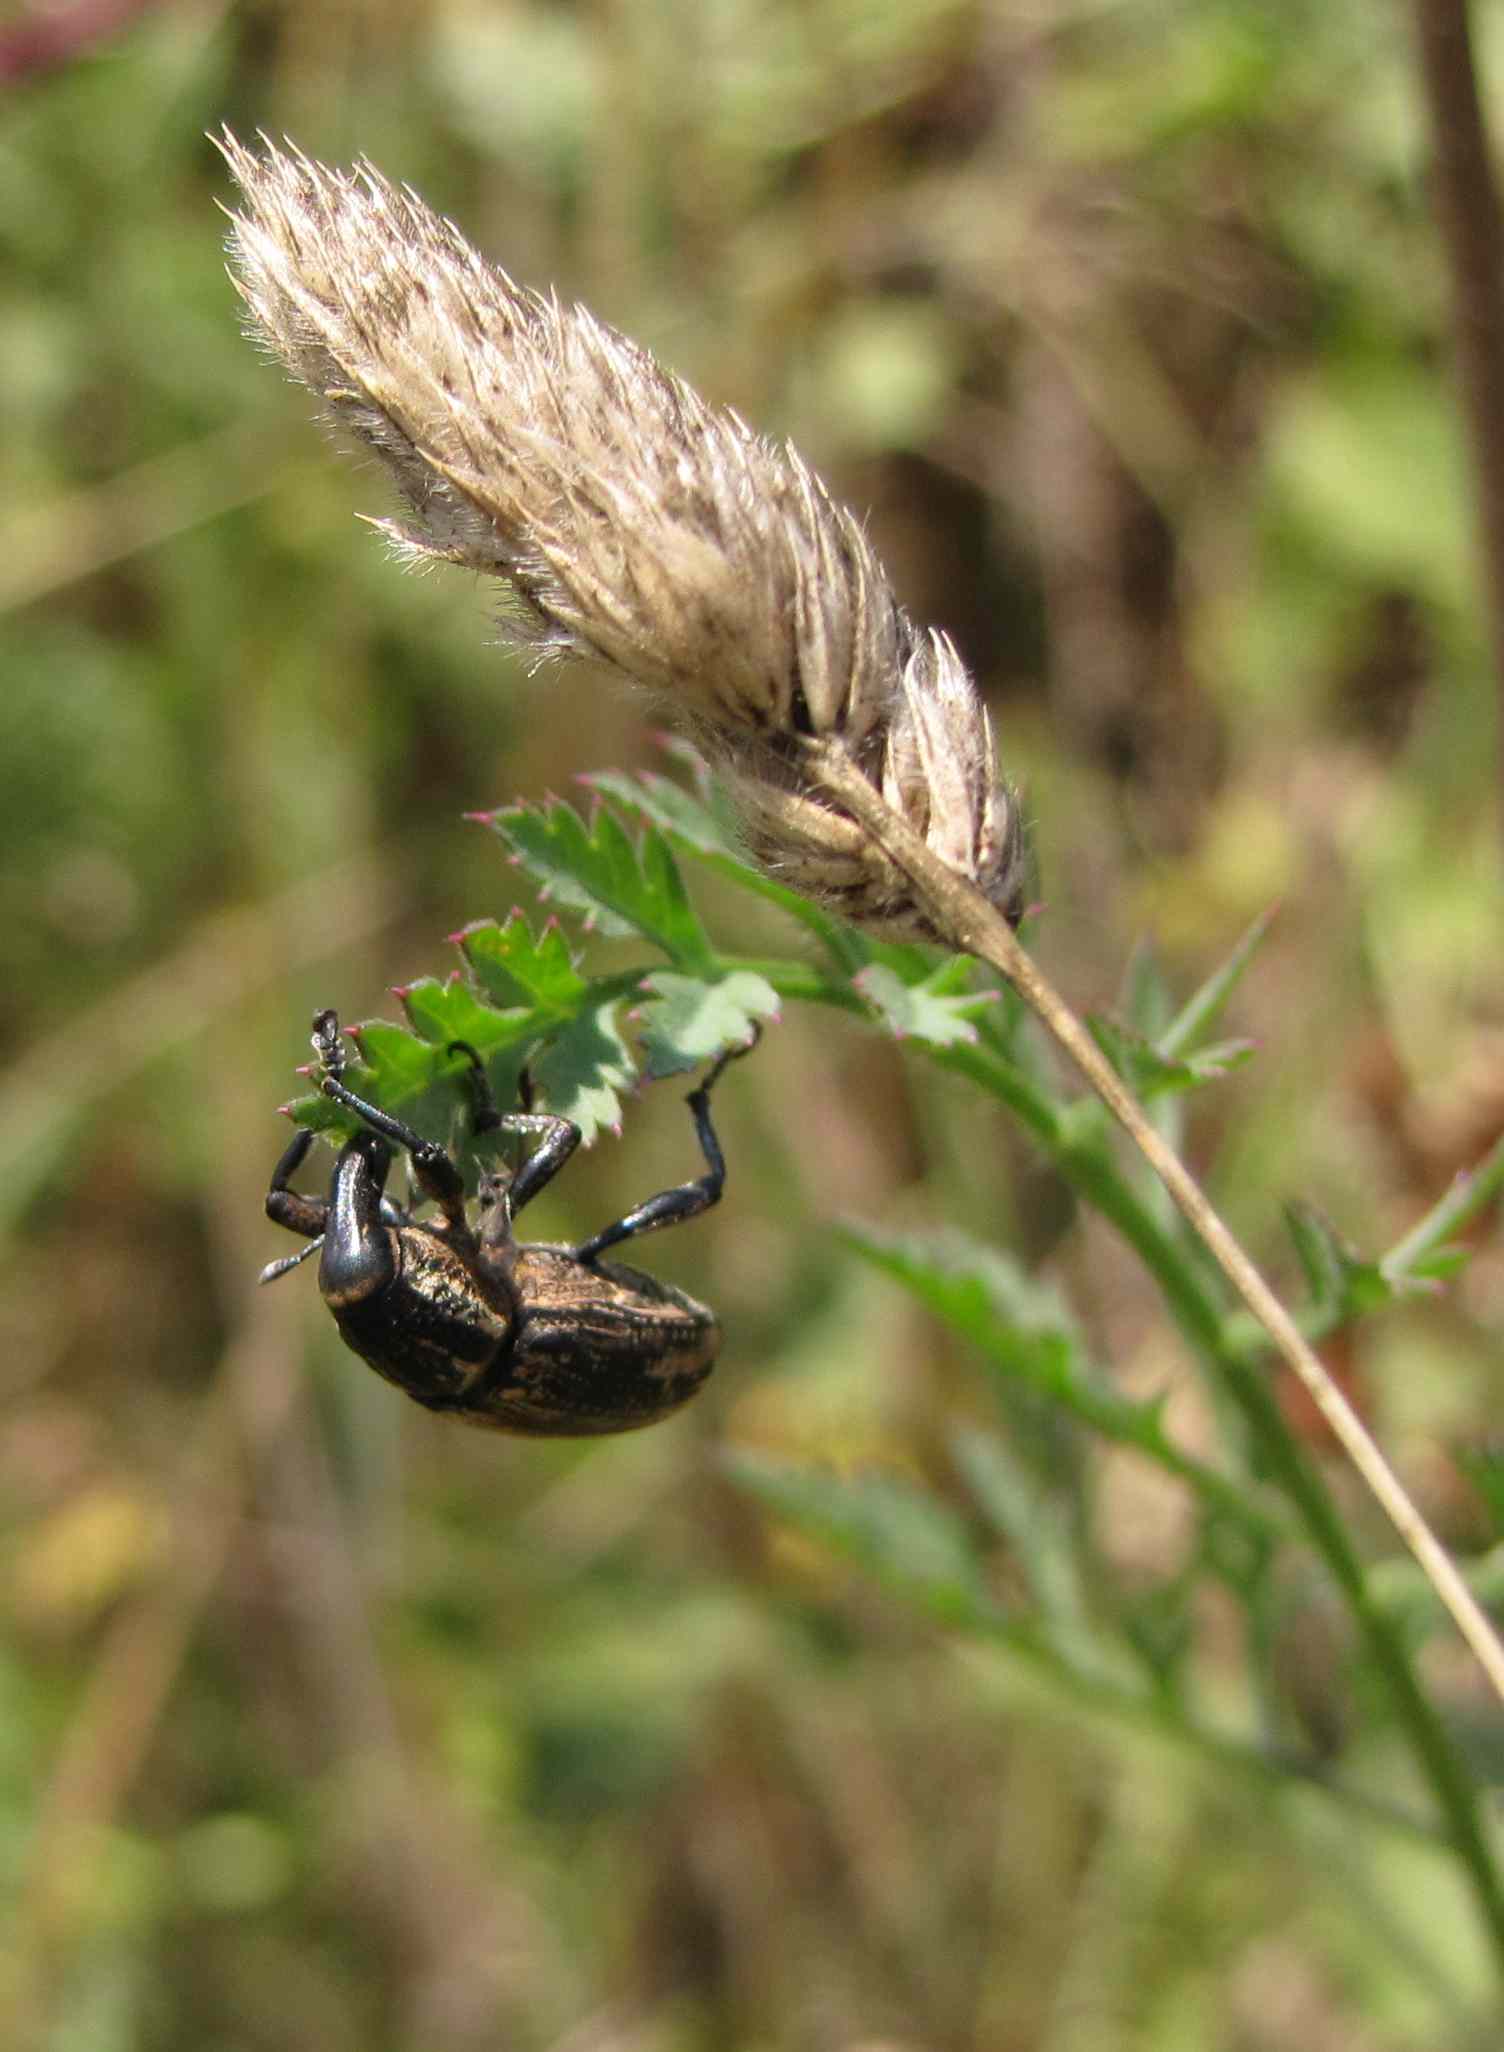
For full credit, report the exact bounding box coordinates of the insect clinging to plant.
[262,1010,758,1435]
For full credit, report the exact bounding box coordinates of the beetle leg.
[312,1009,469,1230]
[446,1039,503,1135]
[261,1124,413,1283]
[501,1113,582,1217]
[445,1037,583,1234]
[572,1028,759,1264]
[261,1121,323,1282]
[264,1128,328,1242]
[442,1035,583,1218]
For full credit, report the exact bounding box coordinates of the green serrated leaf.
[950,1427,1090,1641]
[655,732,720,802]
[843,1224,1097,1404]
[1403,1244,1471,1284]
[856,961,996,1047]
[396,976,531,1056]
[287,1010,533,1151]
[1284,1201,1400,1321]
[1382,1129,1504,1283]
[1183,1038,1257,1082]
[842,1224,1275,1538]
[585,766,741,860]
[726,1449,990,1621]
[637,969,780,1076]
[456,913,587,1011]
[283,1089,342,1137]
[531,998,635,1141]
[391,981,544,1152]
[1089,1015,1253,1100]
[348,1019,436,1094]
[585,764,858,961]
[1283,1201,1347,1314]
[481,799,714,969]
[1158,907,1276,1060]
[853,931,950,982]
[1121,941,1177,1039]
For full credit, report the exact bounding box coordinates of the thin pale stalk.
[801,735,1504,1709]
[741,931,1504,1957]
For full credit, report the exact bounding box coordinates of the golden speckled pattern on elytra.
[263,1012,752,1436]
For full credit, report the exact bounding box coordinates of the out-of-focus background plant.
[3,2,1504,2047]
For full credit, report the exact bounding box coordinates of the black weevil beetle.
[262,1009,758,1435]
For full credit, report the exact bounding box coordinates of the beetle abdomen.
[464,1245,719,1436]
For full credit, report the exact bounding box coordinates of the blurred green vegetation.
[2,1,1503,2047]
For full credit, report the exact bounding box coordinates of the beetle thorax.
[333,1223,516,1412]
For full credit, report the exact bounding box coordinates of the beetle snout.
[347,1130,393,1175]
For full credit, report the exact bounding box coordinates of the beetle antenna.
[260,1236,323,1285]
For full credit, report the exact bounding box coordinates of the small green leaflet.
[1284,1201,1428,1322]
[477,799,715,971]
[531,998,636,1141]
[396,975,526,1055]
[584,764,857,959]
[351,1018,441,1094]
[1088,1015,1253,1101]
[725,1448,992,1624]
[949,1426,1091,1647]
[856,961,997,1048]
[842,1224,1276,1540]
[1380,1128,1504,1287]
[1158,907,1276,1060]
[583,765,741,862]
[637,969,780,1077]
[1119,940,1178,1041]
[1095,915,1274,1089]
[456,912,587,1011]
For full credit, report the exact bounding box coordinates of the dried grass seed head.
[218,130,1027,941]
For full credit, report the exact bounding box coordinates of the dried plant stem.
[803,736,1504,1708]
